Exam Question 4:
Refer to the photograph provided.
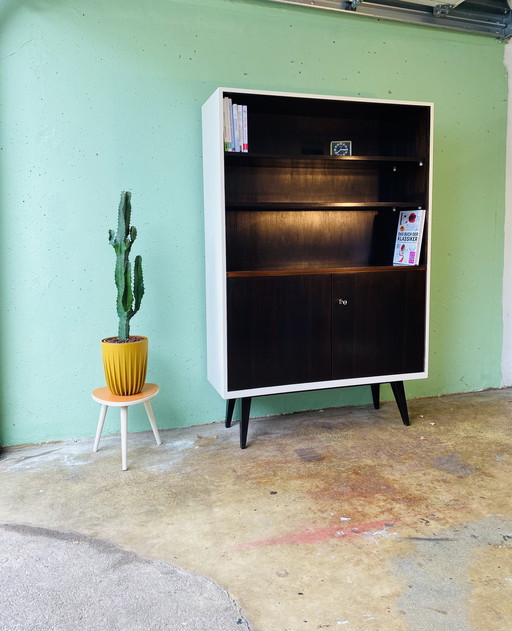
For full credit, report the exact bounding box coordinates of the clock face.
[330,141,352,156]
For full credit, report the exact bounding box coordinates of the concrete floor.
[1,387,512,631]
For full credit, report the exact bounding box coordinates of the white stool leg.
[144,400,162,445]
[93,405,108,452]
[120,406,128,471]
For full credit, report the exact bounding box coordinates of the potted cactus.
[101,191,147,395]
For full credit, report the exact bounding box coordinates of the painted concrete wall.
[0,0,507,446]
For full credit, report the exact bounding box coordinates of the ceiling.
[260,0,512,39]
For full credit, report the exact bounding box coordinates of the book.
[223,97,234,151]
[223,98,230,151]
[393,209,425,266]
[232,103,239,153]
[242,105,248,152]
[237,104,243,152]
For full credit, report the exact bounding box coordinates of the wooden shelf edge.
[225,202,424,211]
[224,153,426,165]
[227,265,427,278]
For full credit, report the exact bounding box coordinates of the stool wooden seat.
[92,383,161,470]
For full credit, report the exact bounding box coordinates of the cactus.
[108,191,145,340]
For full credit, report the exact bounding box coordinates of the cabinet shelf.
[224,153,426,169]
[225,201,423,211]
[227,265,427,278]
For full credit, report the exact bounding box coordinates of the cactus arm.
[122,260,134,313]
[132,255,145,316]
[118,191,132,239]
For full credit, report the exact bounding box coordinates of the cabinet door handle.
[337,298,348,306]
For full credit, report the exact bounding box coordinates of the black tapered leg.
[225,399,236,428]
[240,397,252,449]
[370,384,380,410]
[390,381,410,426]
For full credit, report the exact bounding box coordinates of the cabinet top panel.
[212,87,433,111]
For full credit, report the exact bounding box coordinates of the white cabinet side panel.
[202,90,227,396]
[423,104,434,378]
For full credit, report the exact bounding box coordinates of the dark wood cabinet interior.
[223,92,430,277]
[224,155,427,207]
[228,93,429,159]
[227,209,405,271]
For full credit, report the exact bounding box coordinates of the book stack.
[223,97,248,152]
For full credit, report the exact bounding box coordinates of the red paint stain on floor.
[233,519,393,550]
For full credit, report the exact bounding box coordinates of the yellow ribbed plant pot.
[101,336,148,396]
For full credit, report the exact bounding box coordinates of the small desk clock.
[330,140,352,156]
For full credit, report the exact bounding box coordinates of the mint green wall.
[0,0,506,446]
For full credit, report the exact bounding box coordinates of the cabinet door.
[332,270,426,380]
[227,275,332,391]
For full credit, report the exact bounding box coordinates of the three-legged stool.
[92,383,161,470]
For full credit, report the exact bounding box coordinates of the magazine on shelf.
[223,97,248,152]
[392,209,425,266]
